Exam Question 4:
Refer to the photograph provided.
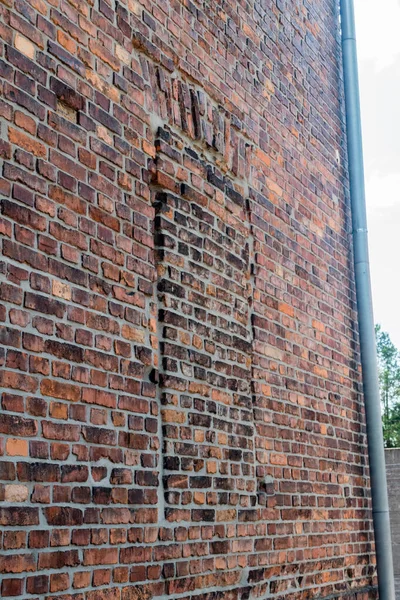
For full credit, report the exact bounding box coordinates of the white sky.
[354,0,400,348]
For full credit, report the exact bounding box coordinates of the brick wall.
[386,449,400,579]
[0,0,378,598]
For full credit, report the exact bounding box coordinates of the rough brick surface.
[0,0,377,598]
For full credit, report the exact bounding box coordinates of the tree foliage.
[375,324,400,447]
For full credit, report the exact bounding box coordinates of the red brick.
[38,550,79,570]
[1,578,24,597]
[83,548,118,566]
[40,379,81,401]
[0,554,35,574]
[3,531,26,550]
[120,546,152,564]
[26,575,49,595]
[0,414,37,436]
[49,572,70,593]
[29,530,49,549]
[73,571,91,589]
[82,388,116,408]
[8,128,46,158]
[0,283,23,305]
[92,568,111,587]
[44,507,83,526]
[42,421,80,442]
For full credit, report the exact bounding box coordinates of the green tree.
[375,324,400,447]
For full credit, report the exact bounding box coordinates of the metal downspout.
[339,1,395,598]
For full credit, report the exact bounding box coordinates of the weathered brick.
[0,553,35,574]
[1,578,24,596]
[0,507,39,526]
[38,550,79,570]
[50,77,85,111]
[6,45,46,84]
[3,240,48,271]
[44,340,83,362]
[0,326,21,348]
[3,83,45,121]
[17,462,59,482]
[42,421,80,442]
[61,465,89,483]
[0,461,16,480]
[0,283,23,305]
[83,548,118,566]
[48,41,85,76]
[44,507,83,526]
[3,163,46,193]
[0,414,38,437]
[26,575,49,595]
[40,379,81,402]
[89,103,122,135]
[49,572,70,593]
[24,293,65,318]
[110,468,133,485]
[120,546,152,564]
[5,438,28,457]
[82,426,116,446]
[82,388,116,408]
[8,128,46,159]
[11,13,44,48]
